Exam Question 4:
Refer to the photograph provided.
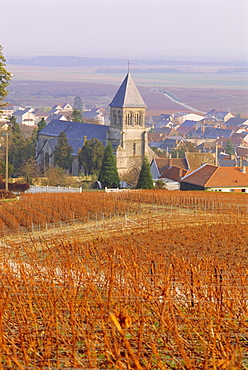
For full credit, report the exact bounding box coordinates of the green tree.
[0,160,14,179]
[53,132,73,170]
[136,156,154,189]
[37,118,46,133]
[4,117,37,175]
[69,109,83,123]
[224,139,234,156]
[0,45,12,110]
[79,138,105,176]
[8,118,27,173]
[98,142,119,188]
[73,96,83,112]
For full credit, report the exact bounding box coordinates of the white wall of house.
[16,111,36,126]
[150,160,161,180]
[207,187,248,193]
[161,179,180,190]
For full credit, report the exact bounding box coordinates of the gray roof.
[109,72,147,108]
[203,128,233,139]
[13,108,33,116]
[225,117,247,127]
[39,119,109,149]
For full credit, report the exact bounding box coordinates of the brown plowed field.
[7,64,248,116]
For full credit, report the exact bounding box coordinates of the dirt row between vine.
[5,205,243,252]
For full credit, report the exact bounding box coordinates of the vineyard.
[0,190,248,369]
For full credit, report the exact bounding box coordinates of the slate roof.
[216,111,230,120]
[39,119,109,144]
[180,120,198,128]
[34,109,49,117]
[203,128,233,139]
[236,146,248,158]
[158,138,184,150]
[83,109,102,120]
[14,108,34,116]
[218,159,248,167]
[182,164,248,187]
[153,127,172,136]
[177,126,194,136]
[109,72,147,108]
[225,118,247,127]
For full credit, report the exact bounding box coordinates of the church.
[36,72,156,183]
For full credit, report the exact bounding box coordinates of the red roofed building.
[160,166,189,190]
[181,164,248,192]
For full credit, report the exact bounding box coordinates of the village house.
[159,165,189,190]
[34,109,49,124]
[150,157,188,180]
[172,112,205,125]
[13,107,36,126]
[206,109,234,122]
[83,108,105,124]
[180,164,248,192]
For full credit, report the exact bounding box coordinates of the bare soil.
[8,80,248,117]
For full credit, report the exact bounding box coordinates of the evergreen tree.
[5,117,37,175]
[73,96,83,112]
[37,117,46,133]
[224,139,234,156]
[0,45,12,110]
[8,118,27,173]
[136,156,154,189]
[53,132,73,170]
[69,109,83,123]
[98,142,119,188]
[79,138,104,176]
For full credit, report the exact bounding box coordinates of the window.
[133,143,136,155]
[126,113,130,125]
[118,111,122,125]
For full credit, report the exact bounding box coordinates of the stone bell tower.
[107,72,156,183]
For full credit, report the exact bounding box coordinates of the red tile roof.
[154,158,188,174]
[160,166,189,182]
[182,164,248,187]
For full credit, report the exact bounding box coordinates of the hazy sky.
[1,0,248,61]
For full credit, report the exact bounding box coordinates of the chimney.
[215,143,218,166]
[84,135,87,145]
[239,156,243,167]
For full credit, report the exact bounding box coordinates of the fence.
[26,185,83,193]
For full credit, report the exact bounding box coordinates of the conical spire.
[109,72,147,108]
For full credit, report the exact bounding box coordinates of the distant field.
[7,64,248,116]
[8,64,248,89]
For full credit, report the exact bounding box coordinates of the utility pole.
[5,132,8,191]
